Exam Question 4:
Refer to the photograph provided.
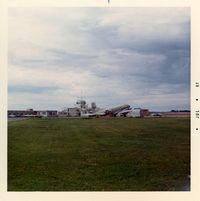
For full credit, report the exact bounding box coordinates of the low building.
[8,109,37,117]
[37,110,58,117]
[58,110,68,117]
[140,109,149,117]
[67,107,80,117]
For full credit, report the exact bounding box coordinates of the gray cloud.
[8,84,59,94]
[8,7,190,111]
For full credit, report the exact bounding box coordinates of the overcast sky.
[8,7,190,111]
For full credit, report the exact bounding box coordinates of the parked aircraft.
[80,104,132,118]
[107,104,131,116]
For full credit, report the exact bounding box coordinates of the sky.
[8,7,190,111]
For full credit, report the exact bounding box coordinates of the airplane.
[116,109,133,117]
[107,104,131,116]
[80,104,132,118]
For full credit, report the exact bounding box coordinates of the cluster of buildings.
[8,100,190,119]
[8,100,146,118]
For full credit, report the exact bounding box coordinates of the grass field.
[8,117,190,191]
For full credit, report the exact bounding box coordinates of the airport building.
[8,109,37,117]
[140,109,150,117]
[8,109,58,118]
[37,110,58,117]
[67,108,80,117]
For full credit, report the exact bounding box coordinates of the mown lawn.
[8,117,190,191]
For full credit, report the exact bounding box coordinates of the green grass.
[8,117,190,191]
